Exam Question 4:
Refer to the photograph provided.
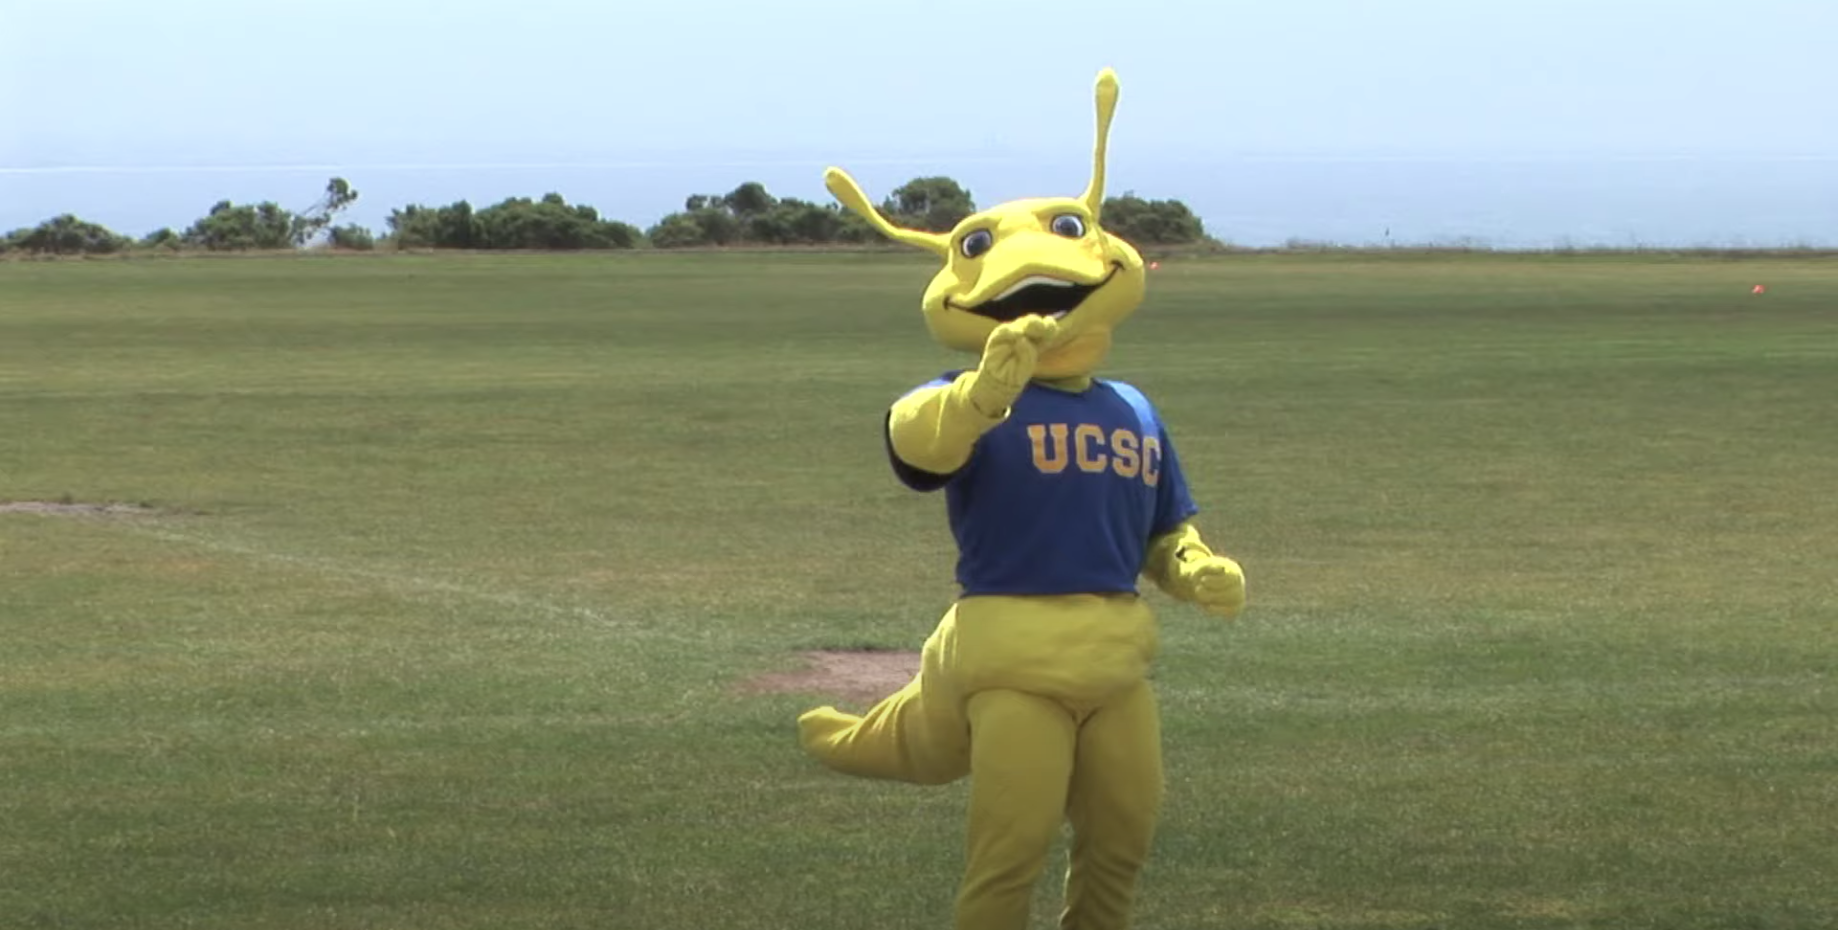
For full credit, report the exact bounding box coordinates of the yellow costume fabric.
[798,69,1247,930]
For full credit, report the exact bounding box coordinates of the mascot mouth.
[949,263,1124,322]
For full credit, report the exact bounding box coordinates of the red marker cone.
[1752,284,1767,295]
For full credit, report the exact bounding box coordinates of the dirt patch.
[742,649,921,705]
[0,500,161,517]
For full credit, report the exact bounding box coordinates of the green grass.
[3,251,1836,929]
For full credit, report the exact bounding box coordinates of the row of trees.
[2,178,368,255]
[386,195,644,250]
[2,176,1213,256]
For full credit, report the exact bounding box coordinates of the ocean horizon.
[4,153,1833,251]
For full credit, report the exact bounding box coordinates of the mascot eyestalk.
[797,68,1248,930]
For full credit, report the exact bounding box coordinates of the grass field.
[3,251,1836,929]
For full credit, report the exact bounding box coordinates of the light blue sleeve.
[1108,381,1200,536]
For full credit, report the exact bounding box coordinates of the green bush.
[2,215,134,255]
[182,201,297,251]
[1100,194,1209,246]
[880,176,975,233]
[141,228,183,251]
[388,202,480,249]
[646,213,709,249]
[329,225,377,251]
[389,195,640,250]
[649,185,861,248]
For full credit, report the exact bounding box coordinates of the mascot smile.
[798,68,1248,930]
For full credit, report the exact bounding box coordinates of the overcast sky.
[6,0,1835,167]
[3,0,1833,246]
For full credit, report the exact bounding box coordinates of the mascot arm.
[887,315,1060,476]
[887,373,1008,476]
[1144,521,1247,619]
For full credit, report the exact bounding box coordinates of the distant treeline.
[0,176,1213,256]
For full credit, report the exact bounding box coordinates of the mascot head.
[825,69,1146,379]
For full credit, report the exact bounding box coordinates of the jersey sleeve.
[1104,380,1201,537]
[1151,424,1201,537]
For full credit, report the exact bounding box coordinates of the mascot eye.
[1051,214,1087,238]
[960,229,995,258]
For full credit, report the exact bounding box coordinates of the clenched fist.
[1182,555,1246,619]
[967,315,1061,417]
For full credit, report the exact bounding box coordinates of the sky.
[3,0,1835,245]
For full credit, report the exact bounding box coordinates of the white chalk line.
[101,517,635,631]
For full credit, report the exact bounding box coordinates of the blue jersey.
[887,374,1199,596]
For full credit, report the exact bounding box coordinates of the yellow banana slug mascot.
[797,68,1247,930]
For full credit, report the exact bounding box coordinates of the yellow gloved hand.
[1145,523,1247,620]
[1178,555,1247,620]
[965,315,1062,418]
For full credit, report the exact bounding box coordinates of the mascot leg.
[955,688,1079,930]
[1059,681,1164,930]
[796,606,971,785]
